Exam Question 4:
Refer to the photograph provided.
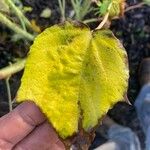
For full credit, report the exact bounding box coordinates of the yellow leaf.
[109,0,125,17]
[100,0,125,17]
[17,21,129,139]
[31,19,41,33]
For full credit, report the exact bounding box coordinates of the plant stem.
[95,12,109,30]
[71,0,81,20]
[0,12,34,41]
[58,0,66,21]
[125,2,145,12]
[5,77,12,111]
[80,0,92,20]
[71,0,91,21]
[0,58,26,80]
[95,2,112,30]
[5,0,33,30]
[83,18,101,24]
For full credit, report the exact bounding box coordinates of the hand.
[0,101,65,150]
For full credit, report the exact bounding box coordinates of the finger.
[0,101,46,149]
[13,122,65,150]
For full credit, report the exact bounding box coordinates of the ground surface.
[0,0,150,149]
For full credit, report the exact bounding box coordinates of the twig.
[0,58,26,80]
[0,12,34,41]
[95,2,112,30]
[95,12,109,30]
[125,2,145,12]
[58,0,66,21]
[83,18,101,24]
[5,77,12,111]
[5,0,33,30]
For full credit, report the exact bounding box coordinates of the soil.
[0,0,150,149]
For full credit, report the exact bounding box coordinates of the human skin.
[0,101,65,150]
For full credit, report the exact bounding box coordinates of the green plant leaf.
[99,0,112,15]
[17,21,129,140]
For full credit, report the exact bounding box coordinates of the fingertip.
[0,101,46,148]
[15,101,46,126]
[13,122,65,150]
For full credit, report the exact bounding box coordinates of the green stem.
[71,0,91,21]
[5,0,32,30]
[71,0,81,20]
[58,0,66,21]
[0,58,26,80]
[83,18,100,24]
[0,12,34,40]
[5,78,12,111]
